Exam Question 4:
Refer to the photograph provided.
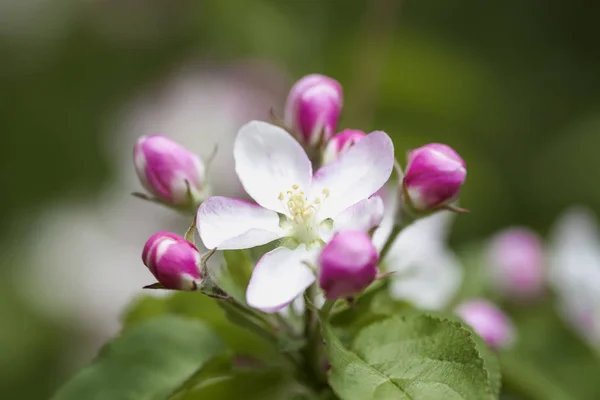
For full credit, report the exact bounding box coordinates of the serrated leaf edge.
[354,315,495,399]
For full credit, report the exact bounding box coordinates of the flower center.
[278,184,329,245]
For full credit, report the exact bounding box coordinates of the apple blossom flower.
[549,207,600,347]
[322,129,367,165]
[319,231,379,299]
[142,232,202,291]
[284,74,343,146]
[134,135,206,207]
[487,227,545,300]
[403,143,466,212]
[197,121,394,312]
[455,299,515,350]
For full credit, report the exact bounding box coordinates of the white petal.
[383,212,461,310]
[548,207,600,309]
[234,121,312,214]
[321,196,384,242]
[246,246,316,313]
[311,130,394,220]
[387,246,462,310]
[371,182,399,250]
[383,211,455,256]
[197,196,286,250]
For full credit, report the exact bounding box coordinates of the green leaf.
[218,249,254,303]
[330,281,411,335]
[122,292,275,358]
[175,369,307,400]
[421,311,501,397]
[324,314,496,400]
[52,316,225,400]
[469,326,501,397]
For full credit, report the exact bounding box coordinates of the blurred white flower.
[549,206,600,347]
[377,184,463,310]
[18,60,289,365]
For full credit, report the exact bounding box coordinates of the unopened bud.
[403,143,466,212]
[284,74,343,146]
[322,129,366,164]
[319,231,378,299]
[134,135,205,208]
[142,232,201,291]
[455,299,515,350]
[487,227,545,300]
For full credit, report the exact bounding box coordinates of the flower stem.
[302,284,328,388]
[379,223,402,261]
[319,299,336,321]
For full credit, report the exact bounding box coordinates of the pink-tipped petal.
[234,121,312,214]
[197,196,285,250]
[322,129,366,165]
[328,196,384,238]
[246,246,316,313]
[311,130,394,220]
[371,182,399,251]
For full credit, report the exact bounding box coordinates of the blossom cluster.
[128,73,530,347]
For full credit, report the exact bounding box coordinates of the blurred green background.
[1,0,599,398]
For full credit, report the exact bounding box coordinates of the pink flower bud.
[487,227,545,300]
[134,135,205,207]
[322,129,366,164]
[284,74,343,146]
[142,232,201,291]
[403,143,466,211]
[455,299,515,350]
[318,231,378,299]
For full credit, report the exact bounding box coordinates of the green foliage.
[173,369,305,399]
[500,302,600,400]
[218,250,255,303]
[52,316,224,400]
[324,314,497,400]
[123,292,275,358]
[330,281,411,336]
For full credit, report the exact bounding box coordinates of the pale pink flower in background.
[487,227,545,300]
[456,299,515,350]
